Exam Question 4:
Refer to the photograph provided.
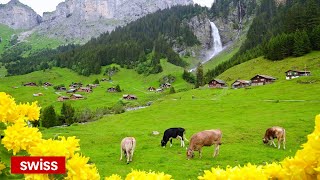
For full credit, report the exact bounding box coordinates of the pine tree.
[61,102,75,125]
[41,105,57,128]
[311,25,320,50]
[293,30,311,57]
[115,84,121,92]
[195,63,204,88]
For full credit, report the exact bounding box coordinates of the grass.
[1,51,319,179]
[25,33,63,53]
[0,24,15,56]
[0,60,191,111]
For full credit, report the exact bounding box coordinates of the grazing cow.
[161,127,188,147]
[186,129,222,159]
[120,137,136,164]
[263,126,286,149]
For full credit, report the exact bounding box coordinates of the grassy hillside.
[0,24,15,56]
[217,51,320,85]
[0,59,191,111]
[0,52,319,179]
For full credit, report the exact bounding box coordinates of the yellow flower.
[66,153,100,180]
[24,174,50,180]
[105,174,122,180]
[28,136,80,159]
[0,162,6,175]
[1,121,42,155]
[125,169,172,180]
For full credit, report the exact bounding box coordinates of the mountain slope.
[0,0,41,30]
[33,0,193,42]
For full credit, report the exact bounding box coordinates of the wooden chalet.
[70,94,84,100]
[23,82,37,86]
[33,93,43,97]
[57,96,70,102]
[250,75,276,86]
[77,87,92,93]
[107,87,118,93]
[43,82,53,86]
[147,87,156,91]
[160,83,171,89]
[123,94,137,100]
[57,87,67,91]
[285,70,311,80]
[67,89,77,93]
[156,88,163,93]
[69,82,82,89]
[208,79,227,88]
[231,80,251,89]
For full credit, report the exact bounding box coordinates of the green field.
[0,60,191,111]
[0,52,320,179]
[0,25,15,56]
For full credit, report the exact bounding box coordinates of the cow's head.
[161,140,167,147]
[186,148,194,159]
[262,137,269,144]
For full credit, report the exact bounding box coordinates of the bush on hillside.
[40,105,58,128]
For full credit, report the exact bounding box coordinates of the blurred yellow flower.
[105,174,122,180]
[0,162,6,175]
[24,174,50,180]
[28,136,80,159]
[125,169,172,180]
[1,121,42,155]
[66,153,100,180]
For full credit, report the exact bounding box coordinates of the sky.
[0,0,214,16]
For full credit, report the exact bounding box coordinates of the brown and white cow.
[186,129,222,159]
[263,126,286,149]
[120,137,136,164]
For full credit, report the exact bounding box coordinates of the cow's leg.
[126,151,130,164]
[283,138,286,150]
[170,138,173,147]
[213,144,220,157]
[120,148,123,161]
[199,149,202,158]
[130,149,134,161]
[277,137,281,149]
[271,139,276,147]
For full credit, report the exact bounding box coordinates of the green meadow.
[0,51,320,179]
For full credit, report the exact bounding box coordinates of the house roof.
[210,79,226,84]
[252,75,276,80]
[285,70,311,73]
[232,80,251,85]
[59,96,69,99]
[71,94,83,98]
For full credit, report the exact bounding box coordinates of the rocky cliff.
[35,0,193,42]
[0,0,41,30]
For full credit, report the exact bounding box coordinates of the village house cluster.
[208,70,311,89]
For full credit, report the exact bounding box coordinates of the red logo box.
[11,156,66,174]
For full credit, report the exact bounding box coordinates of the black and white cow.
[161,127,187,147]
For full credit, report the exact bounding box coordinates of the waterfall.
[189,21,223,72]
[205,21,223,61]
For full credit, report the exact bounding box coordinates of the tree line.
[1,4,205,76]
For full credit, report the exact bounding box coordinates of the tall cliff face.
[0,0,41,30]
[35,0,193,42]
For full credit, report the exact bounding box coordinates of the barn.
[231,80,251,89]
[250,75,276,86]
[123,94,137,100]
[208,79,227,88]
[285,70,311,80]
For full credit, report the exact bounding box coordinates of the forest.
[0,5,204,76]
